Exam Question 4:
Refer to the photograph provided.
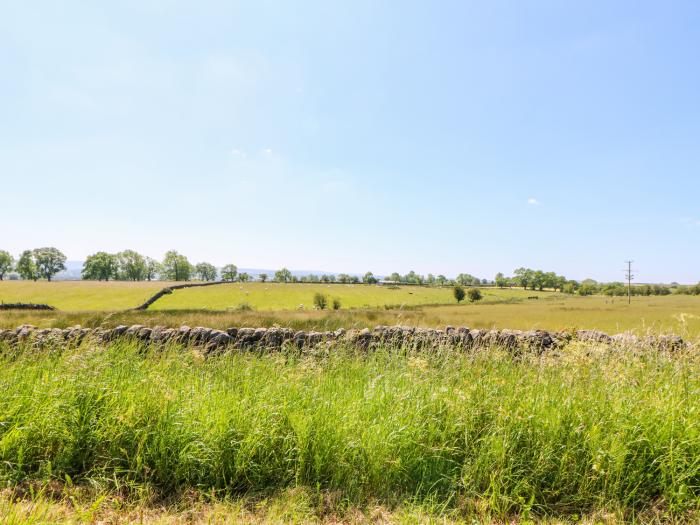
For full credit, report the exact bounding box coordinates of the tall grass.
[0,339,698,520]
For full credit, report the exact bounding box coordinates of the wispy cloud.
[527,197,540,205]
[231,148,247,158]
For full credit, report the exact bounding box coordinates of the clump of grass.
[0,339,698,521]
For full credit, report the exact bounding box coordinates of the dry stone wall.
[0,324,686,353]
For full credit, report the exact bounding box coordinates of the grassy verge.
[0,339,698,523]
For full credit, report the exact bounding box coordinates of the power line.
[623,260,635,304]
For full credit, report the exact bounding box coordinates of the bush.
[453,285,465,303]
[313,293,328,310]
[234,302,254,311]
[467,288,482,302]
[332,298,341,310]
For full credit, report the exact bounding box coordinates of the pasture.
[149,282,549,310]
[0,280,167,311]
[2,281,700,338]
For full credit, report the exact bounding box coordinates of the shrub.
[467,288,482,302]
[332,298,341,310]
[234,302,254,311]
[453,285,465,303]
[313,293,328,310]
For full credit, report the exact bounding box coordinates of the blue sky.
[1,1,699,282]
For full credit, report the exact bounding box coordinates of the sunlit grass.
[4,294,700,339]
[0,339,698,523]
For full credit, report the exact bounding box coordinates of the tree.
[513,268,533,290]
[16,250,37,281]
[456,273,480,286]
[82,252,118,281]
[495,272,508,288]
[436,275,448,286]
[259,273,268,283]
[238,272,251,282]
[195,262,217,281]
[403,270,424,285]
[161,250,192,281]
[337,273,351,284]
[117,250,146,281]
[467,288,483,302]
[313,292,328,310]
[389,272,401,283]
[274,268,292,283]
[0,251,14,280]
[453,285,466,303]
[221,264,238,282]
[144,257,161,281]
[363,271,377,284]
[33,247,66,281]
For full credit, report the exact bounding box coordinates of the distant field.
[2,281,700,337]
[149,282,550,311]
[0,280,167,310]
[0,280,550,311]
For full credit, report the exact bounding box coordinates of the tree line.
[1,249,699,295]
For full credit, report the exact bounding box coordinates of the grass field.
[0,338,697,524]
[0,281,551,311]
[150,282,552,310]
[3,281,700,338]
[0,280,168,310]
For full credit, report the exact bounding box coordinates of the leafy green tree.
[33,247,67,281]
[274,268,292,283]
[221,264,238,282]
[82,252,118,281]
[313,292,328,310]
[389,272,401,283]
[453,285,465,303]
[467,288,483,302]
[195,262,217,281]
[0,250,14,280]
[259,273,268,283]
[117,250,146,281]
[495,272,508,288]
[436,275,448,286]
[513,268,533,289]
[16,250,38,281]
[403,270,424,285]
[456,273,480,286]
[363,271,377,284]
[337,273,351,284]
[144,257,161,281]
[161,250,193,281]
[562,280,579,294]
[238,272,250,282]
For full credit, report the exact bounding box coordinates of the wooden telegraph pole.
[624,260,634,304]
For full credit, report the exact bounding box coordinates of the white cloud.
[527,197,540,205]
[231,148,247,158]
[262,148,273,157]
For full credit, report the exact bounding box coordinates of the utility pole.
[624,260,634,304]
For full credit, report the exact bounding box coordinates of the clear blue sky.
[2,1,699,282]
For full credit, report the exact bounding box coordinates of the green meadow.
[0,338,698,524]
[3,281,700,338]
